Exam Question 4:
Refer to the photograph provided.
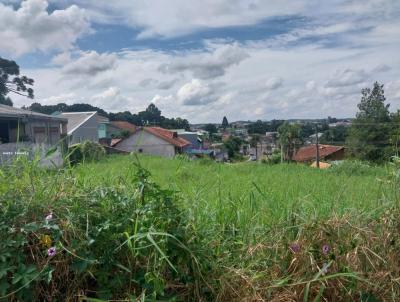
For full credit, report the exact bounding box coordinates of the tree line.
[24,102,190,130]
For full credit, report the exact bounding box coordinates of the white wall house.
[114,127,190,157]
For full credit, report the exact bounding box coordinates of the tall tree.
[139,103,162,125]
[0,57,34,106]
[222,116,229,129]
[249,134,261,159]
[347,82,391,162]
[278,122,303,161]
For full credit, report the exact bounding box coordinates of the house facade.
[293,144,345,163]
[56,112,99,145]
[0,104,67,166]
[114,127,190,157]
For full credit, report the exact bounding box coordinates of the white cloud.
[78,0,306,39]
[325,68,370,88]
[159,43,248,79]
[0,0,90,56]
[61,51,117,76]
[177,79,217,106]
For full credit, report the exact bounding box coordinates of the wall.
[0,142,64,167]
[70,114,99,145]
[26,120,64,145]
[116,130,176,157]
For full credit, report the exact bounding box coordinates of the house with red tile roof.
[113,127,191,157]
[293,144,345,163]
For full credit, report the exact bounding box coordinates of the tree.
[389,110,400,156]
[249,134,261,159]
[222,116,229,129]
[320,125,348,145]
[139,103,162,125]
[278,122,303,161]
[247,120,267,134]
[204,124,217,135]
[0,95,13,106]
[0,57,34,106]
[346,82,391,162]
[224,136,243,158]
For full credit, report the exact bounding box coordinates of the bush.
[329,160,377,176]
[67,141,106,165]
[0,160,207,301]
[262,151,281,165]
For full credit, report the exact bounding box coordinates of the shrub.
[0,160,207,301]
[329,160,376,176]
[67,141,106,165]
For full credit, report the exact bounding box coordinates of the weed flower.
[45,212,53,221]
[40,235,52,248]
[290,243,301,253]
[322,244,330,255]
[47,247,56,257]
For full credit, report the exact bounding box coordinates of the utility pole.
[315,124,320,168]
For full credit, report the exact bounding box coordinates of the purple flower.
[322,244,330,255]
[290,243,301,253]
[47,247,56,257]
[45,213,53,221]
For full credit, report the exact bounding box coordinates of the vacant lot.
[1,155,399,301]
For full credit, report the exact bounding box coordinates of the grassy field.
[76,155,391,234]
[1,154,399,301]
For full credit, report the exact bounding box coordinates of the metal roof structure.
[0,104,67,122]
[55,112,97,135]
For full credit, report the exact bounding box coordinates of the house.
[0,104,67,165]
[173,129,203,150]
[114,127,191,157]
[293,144,345,163]
[55,112,99,145]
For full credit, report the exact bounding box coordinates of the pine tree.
[347,82,391,162]
[222,116,229,129]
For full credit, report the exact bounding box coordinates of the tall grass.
[1,154,399,301]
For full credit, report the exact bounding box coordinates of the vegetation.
[221,116,229,130]
[223,136,243,159]
[1,154,399,301]
[67,141,106,165]
[277,122,303,160]
[26,102,190,131]
[347,82,398,163]
[246,119,284,134]
[0,57,34,106]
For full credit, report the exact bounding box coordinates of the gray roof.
[0,104,67,121]
[56,112,97,135]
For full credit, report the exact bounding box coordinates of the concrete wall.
[116,129,176,157]
[0,142,63,167]
[70,114,98,145]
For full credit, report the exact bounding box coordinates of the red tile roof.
[143,127,191,148]
[293,144,344,162]
[110,121,136,133]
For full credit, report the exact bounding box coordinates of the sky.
[0,0,399,123]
